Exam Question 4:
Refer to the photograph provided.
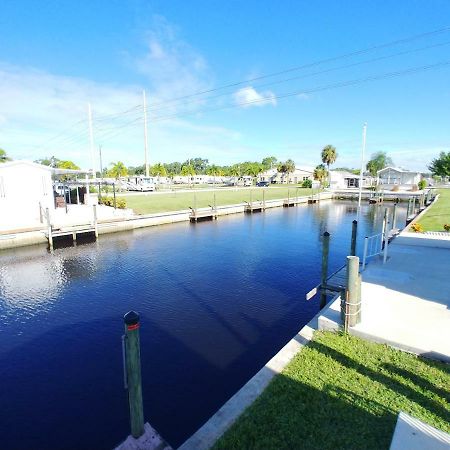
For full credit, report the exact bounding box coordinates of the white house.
[377,167,422,189]
[329,170,373,189]
[259,166,314,184]
[0,161,55,228]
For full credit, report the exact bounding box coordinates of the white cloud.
[233,86,277,108]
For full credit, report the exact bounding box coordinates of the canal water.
[0,201,406,449]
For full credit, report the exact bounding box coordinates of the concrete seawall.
[0,193,333,251]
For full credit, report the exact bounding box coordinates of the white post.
[358,123,367,210]
[88,103,96,179]
[362,236,368,269]
[143,90,149,177]
[383,209,389,263]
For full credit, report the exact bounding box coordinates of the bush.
[302,179,312,188]
[411,222,424,233]
[418,179,427,190]
[99,196,127,209]
[444,224,450,232]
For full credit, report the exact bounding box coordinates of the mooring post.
[39,202,43,223]
[93,204,98,238]
[262,190,265,209]
[123,311,145,439]
[287,188,290,204]
[113,183,117,209]
[194,193,197,212]
[46,207,53,250]
[383,208,389,264]
[213,192,217,211]
[345,255,360,330]
[392,203,398,230]
[350,220,357,256]
[250,189,253,206]
[320,231,330,309]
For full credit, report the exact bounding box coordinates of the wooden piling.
[93,204,98,238]
[123,311,145,439]
[345,255,360,329]
[320,232,330,309]
[46,207,53,250]
[350,220,357,256]
[392,203,398,230]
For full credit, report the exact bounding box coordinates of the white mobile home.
[377,167,422,189]
[329,170,372,189]
[0,161,55,229]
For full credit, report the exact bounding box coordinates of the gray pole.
[392,203,398,230]
[320,231,330,309]
[123,311,145,438]
[350,220,357,256]
[346,255,360,329]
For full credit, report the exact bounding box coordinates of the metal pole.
[383,208,389,264]
[358,123,367,209]
[392,203,398,230]
[123,311,145,438]
[320,232,330,309]
[362,236,368,269]
[143,90,149,178]
[350,220,357,256]
[346,255,360,328]
[88,103,96,179]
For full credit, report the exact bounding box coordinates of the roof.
[0,160,90,175]
[377,166,421,175]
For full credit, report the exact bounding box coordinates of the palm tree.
[321,145,337,185]
[313,164,328,186]
[284,159,296,184]
[108,161,128,179]
[0,148,11,163]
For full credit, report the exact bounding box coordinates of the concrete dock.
[319,232,450,362]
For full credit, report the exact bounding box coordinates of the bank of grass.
[419,188,450,231]
[214,332,450,450]
[120,186,313,215]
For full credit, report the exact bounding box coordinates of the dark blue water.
[0,201,405,449]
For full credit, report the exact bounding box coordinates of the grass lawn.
[119,186,313,215]
[214,332,450,450]
[420,188,450,231]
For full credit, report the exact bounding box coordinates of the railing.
[362,232,384,269]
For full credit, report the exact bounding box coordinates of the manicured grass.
[214,332,450,450]
[120,186,313,215]
[420,188,450,231]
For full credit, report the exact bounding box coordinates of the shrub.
[418,179,427,190]
[411,222,424,233]
[444,224,450,232]
[302,179,312,188]
[99,196,127,209]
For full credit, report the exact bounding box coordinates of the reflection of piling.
[123,311,145,439]
[350,220,357,256]
[320,232,330,309]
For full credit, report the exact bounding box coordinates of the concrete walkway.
[319,233,450,362]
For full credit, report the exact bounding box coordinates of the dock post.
[320,231,330,309]
[262,190,265,209]
[383,208,389,264]
[345,255,360,330]
[46,207,53,250]
[362,236,368,269]
[350,220,357,256]
[214,192,217,211]
[250,189,253,207]
[194,193,197,212]
[392,203,398,230]
[113,183,117,209]
[287,188,290,205]
[123,311,145,439]
[93,204,98,238]
[39,202,43,223]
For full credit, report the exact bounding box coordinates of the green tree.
[181,164,195,176]
[57,160,80,170]
[35,156,60,167]
[0,148,11,163]
[262,156,277,170]
[108,161,128,179]
[321,145,337,185]
[313,164,328,185]
[428,151,450,178]
[151,163,167,177]
[278,159,296,183]
[184,157,208,174]
[366,151,393,176]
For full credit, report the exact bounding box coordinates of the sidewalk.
[319,233,450,362]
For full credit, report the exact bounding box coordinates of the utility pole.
[357,122,367,210]
[143,90,149,177]
[99,145,104,181]
[88,103,96,179]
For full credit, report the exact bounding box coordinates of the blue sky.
[1,0,450,171]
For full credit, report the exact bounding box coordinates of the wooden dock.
[244,202,265,213]
[189,208,218,222]
[45,223,98,249]
[283,197,304,207]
